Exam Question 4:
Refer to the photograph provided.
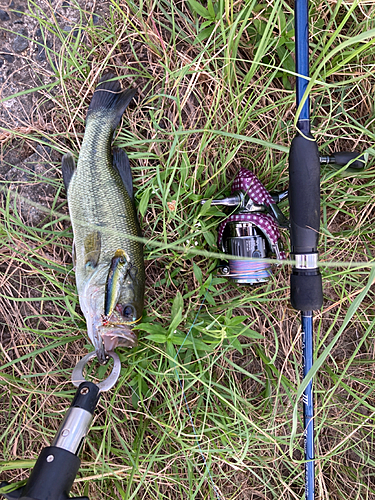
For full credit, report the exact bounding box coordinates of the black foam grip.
[291,272,323,311]
[288,134,320,254]
[16,447,80,500]
[333,151,365,170]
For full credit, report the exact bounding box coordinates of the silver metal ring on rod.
[293,253,318,270]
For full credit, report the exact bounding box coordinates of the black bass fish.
[62,74,145,364]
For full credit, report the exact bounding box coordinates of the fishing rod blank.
[289,1,322,499]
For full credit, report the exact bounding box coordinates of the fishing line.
[1,185,374,270]
[172,275,223,500]
[124,277,222,498]
[226,259,272,281]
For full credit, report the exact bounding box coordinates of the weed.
[0,0,375,499]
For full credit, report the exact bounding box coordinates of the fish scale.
[62,75,145,363]
[69,113,142,275]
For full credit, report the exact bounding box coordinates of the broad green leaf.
[207,0,215,18]
[170,332,190,345]
[136,323,167,335]
[240,328,264,340]
[230,337,244,355]
[203,231,216,247]
[166,340,178,368]
[276,46,294,72]
[197,26,214,42]
[168,308,183,335]
[145,333,168,343]
[187,0,212,19]
[193,262,203,284]
[278,9,286,33]
[191,338,213,352]
[139,187,151,218]
[225,316,246,326]
[171,291,183,318]
[200,198,212,216]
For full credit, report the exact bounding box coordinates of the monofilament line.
[173,277,223,500]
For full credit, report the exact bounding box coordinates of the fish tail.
[86,73,137,130]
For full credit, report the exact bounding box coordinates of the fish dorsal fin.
[84,232,101,268]
[113,149,143,238]
[86,73,137,131]
[113,147,134,202]
[61,152,76,192]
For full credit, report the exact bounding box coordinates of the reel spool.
[220,218,272,284]
[204,167,288,285]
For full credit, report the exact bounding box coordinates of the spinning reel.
[204,151,366,286]
[203,167,289,285]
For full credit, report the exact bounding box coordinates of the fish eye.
[122,305,135,320]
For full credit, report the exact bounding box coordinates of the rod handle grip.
[289,133,323,311]
[290,271,323,311]
[288,133,320,253]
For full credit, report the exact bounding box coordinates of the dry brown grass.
[0,0,375,499]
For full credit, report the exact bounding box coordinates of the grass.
[0,0,375,498]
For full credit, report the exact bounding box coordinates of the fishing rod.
[201,155,365,286]
[201,4,366,500]
[289,1,322,498]
[0,352,121,500]
[290,1,367,495]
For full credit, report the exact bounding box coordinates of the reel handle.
[320,151,367,170]
[288,133,323,311]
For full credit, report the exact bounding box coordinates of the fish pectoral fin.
[113,147,134,202]
[61,152,76,192]
[84,232,101,268]
[104,249,131,317]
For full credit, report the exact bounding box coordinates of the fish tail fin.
[86,73,136,130]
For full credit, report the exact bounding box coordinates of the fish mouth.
[99,324,138,353]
